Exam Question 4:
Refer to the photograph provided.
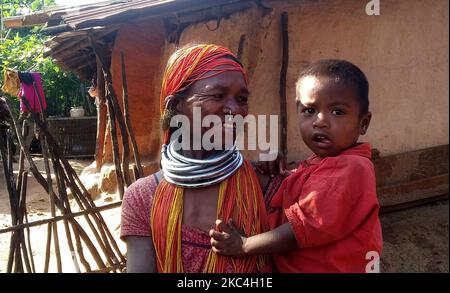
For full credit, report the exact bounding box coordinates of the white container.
[70,106,85,118]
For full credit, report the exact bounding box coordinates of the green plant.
[1,0,95,117]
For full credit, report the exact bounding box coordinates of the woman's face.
[176,65,249,150]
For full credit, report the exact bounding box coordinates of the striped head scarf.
[160,44,247,144]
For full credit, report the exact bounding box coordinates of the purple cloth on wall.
[19,72,47,113]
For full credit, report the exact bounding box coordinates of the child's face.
[296,75,371,157]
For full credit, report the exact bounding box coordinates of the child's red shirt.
[268,143,383,272]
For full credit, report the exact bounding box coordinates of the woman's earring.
[161,108,175,131]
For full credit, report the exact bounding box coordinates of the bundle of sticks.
[0,89,125,272]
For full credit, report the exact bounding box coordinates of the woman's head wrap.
[160,44,247,144]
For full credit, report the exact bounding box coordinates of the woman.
[120,44,277,273]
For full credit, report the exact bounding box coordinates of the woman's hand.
[209,219,248,257]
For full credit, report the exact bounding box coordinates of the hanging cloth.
[1,69,21,96]
[18,72,47,113]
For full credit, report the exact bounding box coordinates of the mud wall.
[102,0,448,165]
[168,0,449,162]
[102,17,165,164]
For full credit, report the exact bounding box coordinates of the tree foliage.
[1,0,55,17]
[1,0,96,117]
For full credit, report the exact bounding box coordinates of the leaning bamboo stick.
[3,101,61,272]
[70,219,107,270]
[37,112,123,264]
[121,52,143,179]
[101,68,132,188]
[52,153,80,272]
[0,130,20,273]
[18,172,32,273]
[4,95,126,272]
[0,201,122,234]
[95,57,107,172]
[7,132,28,269]
[3,99,49,191]
[13,237,23,273]
[89,263,126,273]
[52,155,94,272]
[53,158,88,272]
[15,120,27,194]
[17,103,105,272]
[56,157,117,261]
[33,85,63,274]
[7,135,24,273]
[6,233,15,273]
[61,173,116,267]
[21,97,119,266]
[43,222,52,273]
[52,169,122,267]
[39,133,62,272]
[20,171,36,273]
[105,95,126,198]
[59,160,125,263]
[70,220,92,272]
[90,38,131,190]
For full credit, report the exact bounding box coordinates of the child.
[209,59,383,273]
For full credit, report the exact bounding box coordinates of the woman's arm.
[125,236,157,273]
[121,174,161,273]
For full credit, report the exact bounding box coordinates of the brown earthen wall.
[171,0,449,162]
[101,0,448,165]
[102,18,165,165]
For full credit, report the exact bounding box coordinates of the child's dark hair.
[298,59,369,115]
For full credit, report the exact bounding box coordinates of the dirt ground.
[380,200,449,272]
[0,158,448,273]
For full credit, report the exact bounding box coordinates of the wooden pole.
[18,101,115,271]
[4,95,125,272]
[105,95,125,198]
[95,57,107,172]
[33,82,63,273]
[121,52,143,179]
[0,201,122,234]
[279,12,289,160]
[15,120,27,194]
[19,171,36,273]
[89,37,131,191]
[90,47,125,198]
[4,99,49,192]
[0,129,19,273]
[18,172,33,273]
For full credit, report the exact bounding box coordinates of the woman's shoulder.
[123,171,162,202]
[121,172,162,239]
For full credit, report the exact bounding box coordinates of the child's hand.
[209,219,247,257]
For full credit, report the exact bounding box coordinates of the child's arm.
[209,219,298,256]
